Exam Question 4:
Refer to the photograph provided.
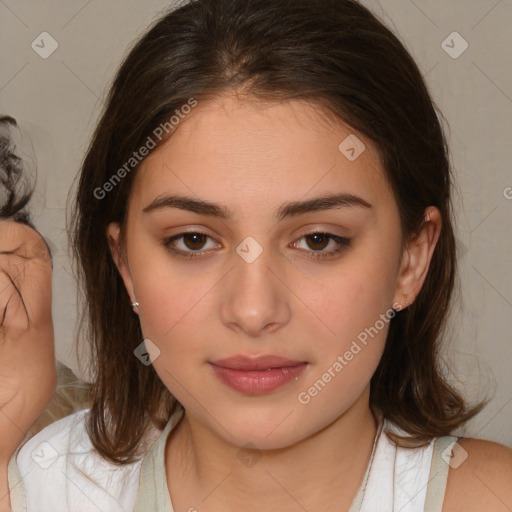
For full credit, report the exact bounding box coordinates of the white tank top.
[8,407,459,511]
[350,411,459,511]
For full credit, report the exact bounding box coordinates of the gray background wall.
[1,0,511,446]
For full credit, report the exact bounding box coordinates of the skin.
[107,93,512,511]
[0,219,56,512]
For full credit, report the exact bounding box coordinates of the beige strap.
[134,407,185,512]
[423,435,459,511]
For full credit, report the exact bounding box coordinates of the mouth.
[208,354,308,394]
[209,354,306,371]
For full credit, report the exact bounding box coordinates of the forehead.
[130,94,393,217]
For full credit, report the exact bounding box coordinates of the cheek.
[295,263,395,411]
[136,269,208,341]
[296,252,398,348]
[135,273,209,392]
[131,253,221,369]
[126,231,205,331]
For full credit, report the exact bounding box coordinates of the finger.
[0,219,53,323]
[0,220,52,265]
[0,267,28,337]
[0,253,51,329]
[17,245,52,324]
[0,219,34,251]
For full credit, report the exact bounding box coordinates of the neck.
[165,389,379,512]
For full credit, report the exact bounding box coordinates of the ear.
[392,206,442,310]
[106,222,137,306]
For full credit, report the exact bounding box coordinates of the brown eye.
[162,231,219,259]
[304,233,330,251]
[293,232,351,260]
[181,233,208,250]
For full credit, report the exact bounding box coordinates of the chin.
[211,410,309,450]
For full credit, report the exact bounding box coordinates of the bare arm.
[443,437,512,511]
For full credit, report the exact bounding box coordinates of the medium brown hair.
[70,0,487,464]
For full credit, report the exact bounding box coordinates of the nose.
[220,239,291,337]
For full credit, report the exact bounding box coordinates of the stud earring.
[131,301,140,308]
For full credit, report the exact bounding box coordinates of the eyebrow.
[142,192,372,221]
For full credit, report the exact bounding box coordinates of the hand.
[0,219,56,463]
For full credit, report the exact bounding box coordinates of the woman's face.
[108,94,434,449]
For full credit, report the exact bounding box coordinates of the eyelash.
[161,231,351,261]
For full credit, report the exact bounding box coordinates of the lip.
[208,355,308,394]
[209,354,306,371]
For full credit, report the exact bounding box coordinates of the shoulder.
[17,408,91,465]
[12,409,159,512]
[442,437,512,512]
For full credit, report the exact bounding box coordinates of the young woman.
[6,0,512,511]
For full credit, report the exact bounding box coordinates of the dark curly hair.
[0,115,34,226]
